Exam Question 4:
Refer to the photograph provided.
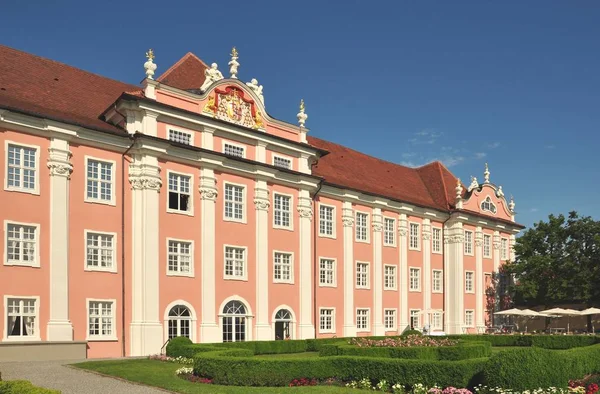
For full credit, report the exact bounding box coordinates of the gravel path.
[0,359,167,393]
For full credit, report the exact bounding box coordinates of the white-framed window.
[384,309,397,330]
[167,304,193,340]
[87,299,116,341]
[167,239,193,276]
[224,183,245,223]
[355,212,369,242]
[356,261,369,289]
[85,157,115,205]
[465,310,475,327]
[273,193,292,230]
[432,269,443,293]
[356,308,369,331]
[167,172,192,214]
[4,296,39,340]
[168,129,192,145]
[319,204,335,238]
[319,308,335,333]
[85,231,116,272]
[5,142,39,194]
[273,251,293,283]
[273,155,292,170]
[223,141,246,158]
[432,312,442,330]
[409,223,420,250]
[224,246,246,280]
[464,230,473,255]
[319,258,336,287]
[432,227,442,253]
[4,221,39,267]
[410,309,421,330]
[480,196,497,214]
[409,267,421,291]
[483,234,491,258]
[384,265,397,290]
[384,217,396,246]
[465,271,474,293]
[501,238,508,260]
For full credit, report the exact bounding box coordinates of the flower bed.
[349,336,458,348]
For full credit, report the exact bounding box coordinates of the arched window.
[274,308,293,340]
[222,300,248,342]
[480,196,497,214]
[168,305,191,339]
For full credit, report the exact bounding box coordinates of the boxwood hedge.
[446,334,599,349]
[318,341,491,360]
[0,380,60,394]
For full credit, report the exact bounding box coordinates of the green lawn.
[72,359,352,394]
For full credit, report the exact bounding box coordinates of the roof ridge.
[435,161,450,209]
[157,52,209,82]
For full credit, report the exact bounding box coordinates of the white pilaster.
[398,214,409,333]
[129,153,162,356]
[142,111,159,137]
[493,230,501,272]
[422,218,432,326]
[299,153,311,175]
[199,168,220,342]
[342,202,356,337]
[201,126,215,150]
[254,179,271,340]
[256,141,267,163]
[475,227,485,331]
[297,190,314,339]
[46,138,74,341]
[444,220,464,335]
[372,208,384,335]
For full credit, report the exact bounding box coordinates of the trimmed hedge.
[166,336,308,358]
[447,334,600,349]
[401,330,423,337]
[484,343,600,390]
[0,380,60,393]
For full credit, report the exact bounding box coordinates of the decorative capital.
[493,241,502,250]
[199,187,218,201]
[129,176,162,191]
[342,217,354,227]
[254,198,270,211]
[144,49,157,80]
[398,228,407,236]
[372,223,383,232]
[422,232,431,240]
[475,239,483,247]
[47,162,73,178]
[297,99,308,128]
[297,207,313,220]
[444,234,464,244]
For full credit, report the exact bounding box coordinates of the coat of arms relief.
[203,86,263,130]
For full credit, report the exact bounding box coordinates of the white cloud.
[440,156,465,167]
[529,208,539,213]
[487,142,501,149]
[475,152,487,159]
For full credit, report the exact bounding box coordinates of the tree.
[504,212,600,329]
[486,267,514,327]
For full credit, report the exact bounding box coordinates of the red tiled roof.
[156,52,208,91]
[0,44,135,134]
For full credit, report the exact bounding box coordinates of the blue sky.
[2,1,599,229]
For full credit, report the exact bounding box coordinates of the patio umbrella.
[539,308,581,333]
[513,309,545,332]
[493,308,522,315]
[579,308,600,333]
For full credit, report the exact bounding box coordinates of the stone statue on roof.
[200,63,224,92]
[246,78,264,104]
[467,176,479,192]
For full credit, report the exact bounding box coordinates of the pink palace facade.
[0,45,524,359]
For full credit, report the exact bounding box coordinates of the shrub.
[402,330,423,337]
[165,336,194,357]
[447,335,600,349]
[0,380,60,393]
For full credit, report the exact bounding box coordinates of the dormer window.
[480,196,497,214]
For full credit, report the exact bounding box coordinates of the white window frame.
[355,261,370,289]
[4,141,40,195]
[409,267,421,292]
[318,203,336,239]
[355,211,370,243]
[319,307,335,333]
[432,311,443,330]
[223,181,247,224]
[432,227,442,254]
[410,309,421,330]
[273,250,294,284]
[4,220,40,268]
[3,295,40,341]
[84,156,116,206]
[465,309,475,327]
[409,222,420,250]
[383,217,396,247]
[272,154,293,170]
[166,238,194,277]
[273,192,293,231]
[384,308,397,331]
[223,245,248,281]
[86,298,117,341]
[222,140,246,158]
[483,234,492,258]
[168,127,194,146]
[84,230,117,273]
[464,230,474,256]
[318,257,337,287]
[501,238,508,260]
[384,264,397,290]
[166,170,194,216]
[465,271,475,293]
[356,308,370,332]
[432,269,443,293]
[480,196,497,215]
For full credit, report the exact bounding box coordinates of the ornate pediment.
[202,85,264,130]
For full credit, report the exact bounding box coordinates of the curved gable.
[462,184,513,221]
